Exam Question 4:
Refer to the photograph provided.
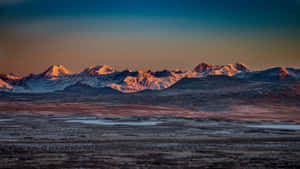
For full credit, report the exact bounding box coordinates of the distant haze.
[0,0,299,75]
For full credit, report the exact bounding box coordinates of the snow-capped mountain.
[0,79,13,90]
[40,64,71,79]
[235,67,300,82]
[14,65,75,93]
[0,73,23,91]
[194,62,249,76]
[106,69,199,93]
[81,65,115,75]
[1,63,298,94]
[0,73,21,83]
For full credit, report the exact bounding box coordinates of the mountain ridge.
[41,64,72,77]
[1,63,299,93]
[234,67,300,82]
[81,65,115,76]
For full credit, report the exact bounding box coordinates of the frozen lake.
[0,119,13,122]
[248,125,300,130]
[65,119,162,126]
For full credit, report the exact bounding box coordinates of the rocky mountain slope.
[0,63,299,93]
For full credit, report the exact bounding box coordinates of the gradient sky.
[0,0,300,75]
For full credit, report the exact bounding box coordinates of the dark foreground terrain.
[0,78,299,168]
[0,102,300,169]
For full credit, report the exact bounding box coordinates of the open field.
[0,101,300,169]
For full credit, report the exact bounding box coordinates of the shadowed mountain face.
[62,82,122,95]
[235,67,300,82]
[0,63,299,93]
[1,73,299,121]
[170,75,250,90]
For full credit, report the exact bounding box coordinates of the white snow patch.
[248,125,300,130]
[0,119,13,122]
[65,119,162,126]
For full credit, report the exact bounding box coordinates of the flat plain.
[0,100,300,169]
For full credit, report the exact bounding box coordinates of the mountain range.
[0,63,299,93]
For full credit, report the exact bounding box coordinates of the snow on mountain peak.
[193,62,213,72]
[3,62,299,93]
[82,65,115,75]
[234,62,249,72]
[0,79,13,89]
[279,67,289,73]
[42,64,71,77]
[279,67,290,80]
[0,73,21,80]
[194,62,249,76]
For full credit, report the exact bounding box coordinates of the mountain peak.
[0,79,13,89]
[194,62,213,72]
[234,62,249,72]
[278,67,290,80]
[82,65,115,75]
[0,73,21,81]
[234,66,298,82]
[278,67,288,72]
[194,62,250,76]
[42,64,71,77]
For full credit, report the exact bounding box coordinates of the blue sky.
[0,0,300,75]
[1,0,300,33]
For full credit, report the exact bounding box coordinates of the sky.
[0,0,300,75]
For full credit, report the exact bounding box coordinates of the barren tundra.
[0,102,300,169]
[0,63,300,168]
